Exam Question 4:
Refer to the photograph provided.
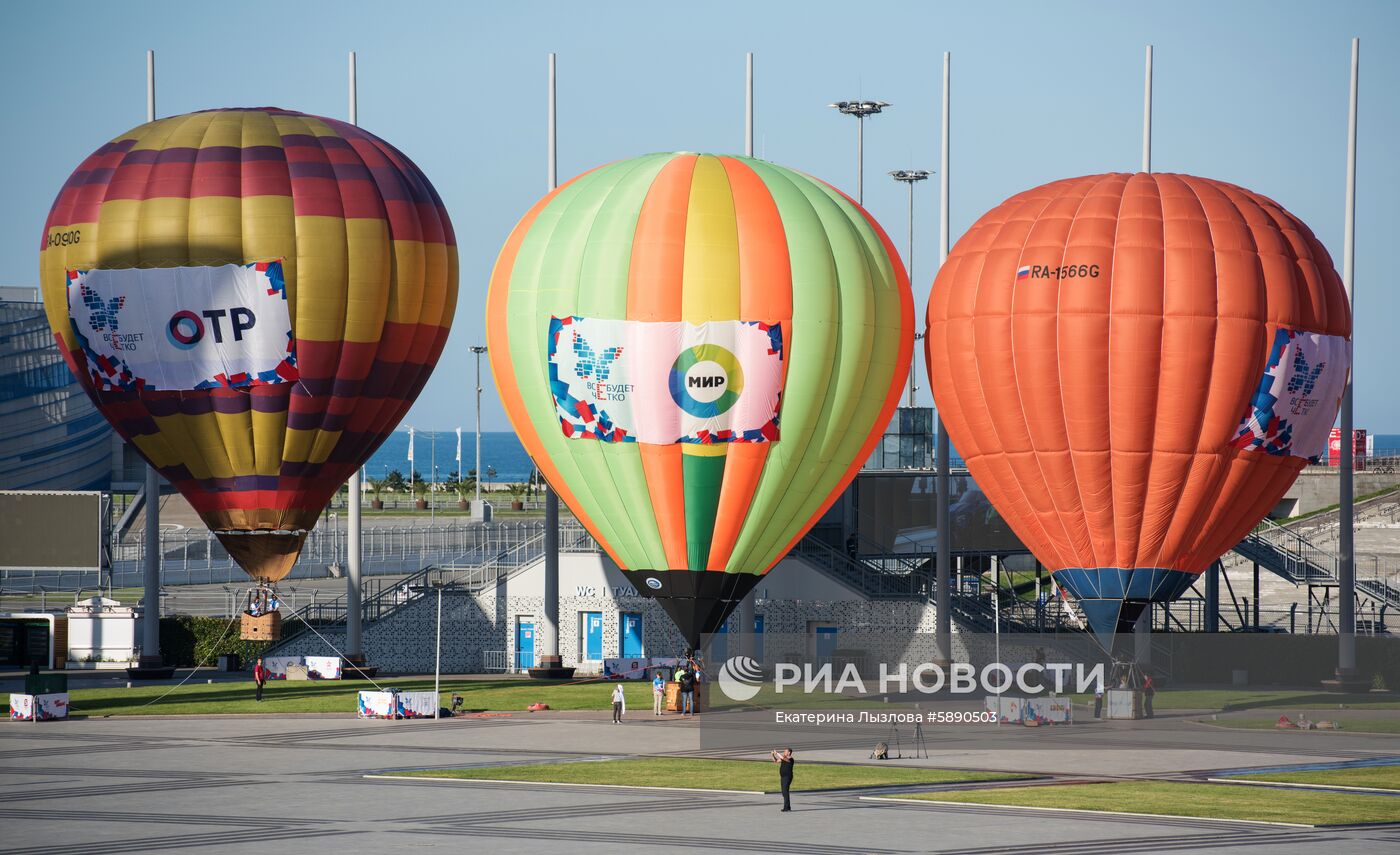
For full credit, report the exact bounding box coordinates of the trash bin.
[218,654,241,672]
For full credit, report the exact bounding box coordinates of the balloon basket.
[240,584,284,641]
[241,611,282,641]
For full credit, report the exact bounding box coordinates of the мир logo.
[669,344,743,417]
[717,655,764,701]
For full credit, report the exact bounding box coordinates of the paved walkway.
[3,711,1399,853]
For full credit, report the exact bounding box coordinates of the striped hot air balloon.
[488,152,912,644]
[925,173,1350,647]
[38,108,457,583]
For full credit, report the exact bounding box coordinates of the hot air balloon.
[38,108,457,602]
[925,173,1350,648]
[488,153,912,645]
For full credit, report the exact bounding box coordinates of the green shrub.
[159,616,272,669]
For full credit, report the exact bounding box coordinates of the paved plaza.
[3,704,1399,854]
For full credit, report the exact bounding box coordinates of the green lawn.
[1199,717,1400,734]
[1231,765,1400,791]
[0,678,660,718]
[385,758,1031,792]
[894,781,1400,825]
[0,674,921,718]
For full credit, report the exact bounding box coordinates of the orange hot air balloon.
[925,173,1350,646]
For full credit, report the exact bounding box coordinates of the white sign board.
[304,656,342,680]
[9,692,69,721]
[357,691,396,719]
[603,658,649,680]
[264,656,301,679]
[396,692,438,719]
[67,261,297,391]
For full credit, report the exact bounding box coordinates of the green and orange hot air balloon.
[488,152,913,644]
[39,107,456,584]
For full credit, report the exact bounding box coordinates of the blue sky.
[4,0,1396,430]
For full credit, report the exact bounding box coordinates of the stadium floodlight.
[827,100,890,205]
[890,169,931,407]
[470,346,488,509]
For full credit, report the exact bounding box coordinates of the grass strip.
[1228,765,1400,792]
[384,758,1031,792]
[889,781,1400,826]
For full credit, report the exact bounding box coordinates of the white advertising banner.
[8,693,68,721]
[603,658,649,680]
[67,261,297,392]
[304,656,343,680]
[264,656,301,680]
[1024,696,1072,725]
[357,691,397,719]
[984,695,1024,723]
[8,693,33,721]
[548,316,783,444]
[396,691,438,719]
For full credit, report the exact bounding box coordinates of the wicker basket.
[240,611,282,641]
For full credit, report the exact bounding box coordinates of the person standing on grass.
[253,658,268,702]
[679,663,697,716]
[652,670,666,716]
[611,682,625,724]
[1142,674,1155,719]
[771,748,795,811]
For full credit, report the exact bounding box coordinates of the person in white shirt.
[611,683,626,724]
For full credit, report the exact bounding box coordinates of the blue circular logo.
[166,311,203,350]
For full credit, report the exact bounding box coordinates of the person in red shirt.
[253,658,268,702]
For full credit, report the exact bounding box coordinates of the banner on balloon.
[548,316,783,444]
[66,261,297,392]
[1230,328,1350,461]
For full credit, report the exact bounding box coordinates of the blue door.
[621,613,644,658]
[754,614,764,662]
[583,612,603,661]
[516,618,535,671]
[711,620,729,662]
[815,626,839,665]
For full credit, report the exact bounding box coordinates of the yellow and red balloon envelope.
[926,172,1350,644]
[488,153,912,643]
[39,107,457,582]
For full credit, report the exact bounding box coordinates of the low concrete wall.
[1275,470,1400,517]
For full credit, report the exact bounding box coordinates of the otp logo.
[166,308,257,349]
[166,311,203,349]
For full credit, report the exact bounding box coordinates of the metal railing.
[269,521,598,651]
[0,520,578,594]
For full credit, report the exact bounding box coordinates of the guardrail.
[0,520,574,593]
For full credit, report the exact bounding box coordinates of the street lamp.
[890,169,931,408]
[470,346,488,514]
[827,99,889,205]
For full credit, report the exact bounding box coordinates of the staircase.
[788,535,1084,635]
[1229,518,1400,621]
[267,522,597,654]
[1230,519,1338,585]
